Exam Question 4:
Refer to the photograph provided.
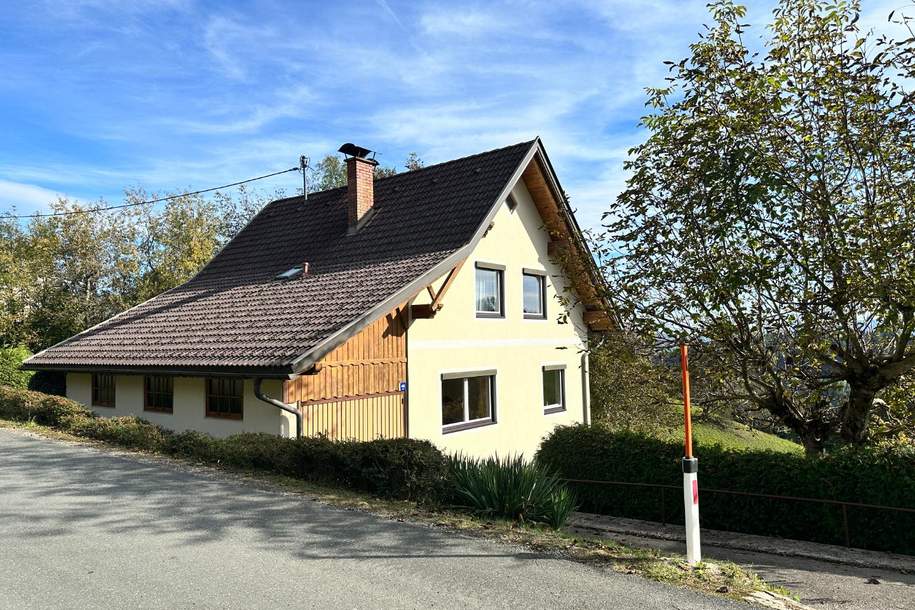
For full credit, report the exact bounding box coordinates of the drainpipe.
[254,378,302,439]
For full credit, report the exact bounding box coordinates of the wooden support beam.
[429,261,464,310]
[411,304,435,319]
[412,261,465,319]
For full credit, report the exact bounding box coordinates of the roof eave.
[19,362,292,379]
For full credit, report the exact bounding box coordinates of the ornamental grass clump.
[448,454,577,528]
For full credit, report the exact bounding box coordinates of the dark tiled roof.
[25,140,535,375]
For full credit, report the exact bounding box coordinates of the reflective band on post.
[692,479,699,505]
[682,457,698,473]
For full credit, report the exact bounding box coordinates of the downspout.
[254,378,302,439]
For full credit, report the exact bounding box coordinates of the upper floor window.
[522,271,546,319]
[206,378,244,420]
[475,263,504,318]
[91,373,115,408]
[442,371,496,432]
[542,366,566,414]
[144,376,173,413]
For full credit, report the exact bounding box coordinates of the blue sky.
[0,1,902,230]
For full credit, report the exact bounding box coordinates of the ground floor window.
[442,371,496,432]
[144,376,173,413]
[91,373,115,408]
[206,378,244,420]
[542,366,565,414]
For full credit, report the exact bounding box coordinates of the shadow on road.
[0,434,546,564]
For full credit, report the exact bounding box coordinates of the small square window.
[91,374,115,408]
[441,372,496,432]
[144,376,173,413]
[542,367,565,414]
[206,378,244,420]
[523,272,546,319]
[475,265,503,318]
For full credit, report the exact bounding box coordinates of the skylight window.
[276,266,303,281]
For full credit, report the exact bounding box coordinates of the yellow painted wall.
[66,373,294,437]
[407,178,590,459]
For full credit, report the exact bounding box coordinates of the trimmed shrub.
[448,454,577,528]
[0,385,92,426]
[67,415,171,452]
[537,424,915,554]
[0,347,33,388]
[343,438,450,504]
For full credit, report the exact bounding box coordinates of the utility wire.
[0,165,302,219]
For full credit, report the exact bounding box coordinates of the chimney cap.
[338,142,374,160]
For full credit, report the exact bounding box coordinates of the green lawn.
[656,419,803,454]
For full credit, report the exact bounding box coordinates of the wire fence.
[562,478,915,549]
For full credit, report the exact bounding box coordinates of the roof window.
[276,265,304,281]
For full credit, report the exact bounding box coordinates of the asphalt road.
[0,428,745,610]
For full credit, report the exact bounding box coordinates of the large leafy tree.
[603,0,915,453]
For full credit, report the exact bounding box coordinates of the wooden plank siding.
[284,305,408,441]
[297,394,405,440]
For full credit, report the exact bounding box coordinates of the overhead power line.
[0,165,302,220]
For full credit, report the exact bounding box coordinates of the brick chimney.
[339,143,378,231]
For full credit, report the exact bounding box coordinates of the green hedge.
[537,424,915,554]
[0,386,448,504]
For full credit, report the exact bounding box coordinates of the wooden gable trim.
[520,151,614,331]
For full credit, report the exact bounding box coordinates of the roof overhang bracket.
[411,261,464,319]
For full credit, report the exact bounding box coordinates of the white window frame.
[542,364,566,414]
[441,369,497,433]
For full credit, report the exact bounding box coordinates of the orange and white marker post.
[680,343,701,564]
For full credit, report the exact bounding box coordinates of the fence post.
[842,503,851,547]
[661,486,666,525]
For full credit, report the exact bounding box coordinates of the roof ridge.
[373,138,537,183]
[270,138,537,205]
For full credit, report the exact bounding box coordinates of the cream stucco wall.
[407,178,590,459]
[66,373,295,437]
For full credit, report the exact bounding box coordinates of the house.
[23,139,611,458]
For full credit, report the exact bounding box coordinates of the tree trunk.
[799,434,825,456]
[760,393,829,455]
[841,384,876,444]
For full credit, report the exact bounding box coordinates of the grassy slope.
[656,419,803,454]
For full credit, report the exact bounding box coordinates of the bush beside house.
[537,424,915,554]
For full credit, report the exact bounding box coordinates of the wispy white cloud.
[0,180,67,215]
[0,0,757,229]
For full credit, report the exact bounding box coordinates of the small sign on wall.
[399,381,407,392]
